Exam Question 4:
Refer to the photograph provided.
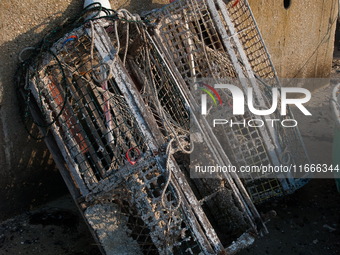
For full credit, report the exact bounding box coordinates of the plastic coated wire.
[17,7,198,235]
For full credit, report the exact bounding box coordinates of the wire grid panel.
[146,0,285,202]
[147,0,311,203]
[223,0,276,79]
[125,37,259,239]
[148,0,238,84]
[86,157,210,255]
[120,158,207,254]
[31,33,150,188]
[102,17,265,248]
[212,0,311,170]
[127,38,191,141]
[25,23,225,254]
[213,110,284,203]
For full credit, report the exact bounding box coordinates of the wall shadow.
[0,0,83,222]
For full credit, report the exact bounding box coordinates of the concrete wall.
[248,0,338,89]
[0,0,168,222]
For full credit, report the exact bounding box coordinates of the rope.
[89,9,142,83]
[161,135,194,212]
[90,20,115,84]
[137,30,194,214]
[135,27,194,213]
[123,22,130,65]
[143,33,190,150]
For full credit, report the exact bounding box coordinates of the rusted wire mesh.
[18,22,217,254]
[104,16,262,247]
[224,0,276,79]
[129,40,190,141]
[17,12,263,254]
[31,33,150,186]
[146,0,311,203]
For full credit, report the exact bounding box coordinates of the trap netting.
[16,9,264,254]
[102,11,267,252]
[146,0,311,203]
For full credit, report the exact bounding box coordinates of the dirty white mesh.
[18,15,264,254]
[146,0,311,203]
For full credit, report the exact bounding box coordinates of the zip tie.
[97,146,104,153]
[126,147,140,165]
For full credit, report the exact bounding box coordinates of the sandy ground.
[1,67,340,255]
[1,2,340,255]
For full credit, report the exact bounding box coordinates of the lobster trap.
[145,0,312,204]
[16,7,267,254]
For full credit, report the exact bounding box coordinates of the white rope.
[115,9,142,65]
[161,135,194,212]
[123,22,129,65]
[140,34,195,213]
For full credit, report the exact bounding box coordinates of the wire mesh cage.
[16,7,266,254]
[96,12,267,252]
[113,18,266,246]
[127,34,191,142]
[145,0,311,204]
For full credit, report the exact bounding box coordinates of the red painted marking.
[233,0,240,7]
[126,148,141,165]
[200,82,223,106]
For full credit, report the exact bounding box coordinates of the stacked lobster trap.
[145,0,312,204]
[15,3,271,254]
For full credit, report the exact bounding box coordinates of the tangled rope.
[89,10,142,84]
[135,29,195,212]
[90,20,116,84]
[161,135,194,212]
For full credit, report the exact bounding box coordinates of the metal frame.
[21,17,266,254]
[145,0,311,203]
